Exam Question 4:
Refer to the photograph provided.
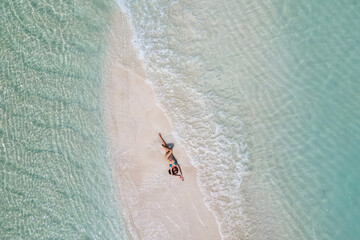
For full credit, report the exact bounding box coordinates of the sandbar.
[103,7,221,240]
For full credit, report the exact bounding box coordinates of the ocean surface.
[0,1,126,239]
[118,0,360,239]
[1,0,360,239]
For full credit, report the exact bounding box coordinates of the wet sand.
[103,7,221,240]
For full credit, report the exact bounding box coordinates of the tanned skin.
[159,133,184,181]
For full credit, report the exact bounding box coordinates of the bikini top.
[169,162,178,168]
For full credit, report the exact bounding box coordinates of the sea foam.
[115,0,251,238]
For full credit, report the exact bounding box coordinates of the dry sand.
[103,7,221,240]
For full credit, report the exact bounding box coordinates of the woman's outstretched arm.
[178,165,184,181]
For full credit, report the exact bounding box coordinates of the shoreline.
[103,6,221,240]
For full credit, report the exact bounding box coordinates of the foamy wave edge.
[113,1,251,238]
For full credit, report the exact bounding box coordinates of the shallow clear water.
[118,0,360,239]
[2,0,359,238]
[0,1,125,238]
[243,1,360,239]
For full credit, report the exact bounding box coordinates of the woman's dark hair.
[168,167,179,175]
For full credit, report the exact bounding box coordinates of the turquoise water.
[2,0,360,239]
[118,0,360,239]
[243,1,360,239]
[1,1,125,239]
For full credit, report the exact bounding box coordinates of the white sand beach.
[103,7,221,240]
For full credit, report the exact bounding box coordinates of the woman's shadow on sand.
[166,143,175,150]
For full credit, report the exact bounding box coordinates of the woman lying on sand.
[159,133,184,181]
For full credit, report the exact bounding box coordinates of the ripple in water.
[1,1,126,238]
[119,0,360,239]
